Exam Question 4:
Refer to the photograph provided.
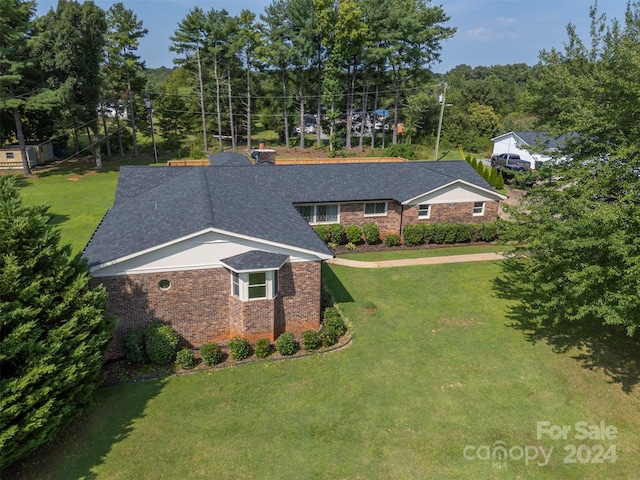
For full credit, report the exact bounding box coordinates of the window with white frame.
[295,204,339,224]
[364,201,387,217]
[418,204,431,219]
[231,270,279,301]
[473,202,485,216]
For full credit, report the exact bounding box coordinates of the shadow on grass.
[5,380,165,480]
[494,257,640,393]
[322,263,354,303]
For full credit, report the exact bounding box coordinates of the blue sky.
[35,0,629,73]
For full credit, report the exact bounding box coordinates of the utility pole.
[434,82,447,161]
[145,92,158,163]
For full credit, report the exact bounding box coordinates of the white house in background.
[491,131,571,169]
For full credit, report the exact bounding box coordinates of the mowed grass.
[16,156,157,253]
[10,262,640,479]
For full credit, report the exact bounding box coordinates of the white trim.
[363,201,388,217]
[295,203,341,225]
[89,226,333,274]
[231,270,278,301]
[418,204,431,219]
[473,201,485,216]
[402,179,507,205]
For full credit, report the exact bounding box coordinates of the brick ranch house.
[83,161,506,359]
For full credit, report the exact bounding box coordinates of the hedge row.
[402,221,499,247]
[172,306,348,370]
[313,223,380,245]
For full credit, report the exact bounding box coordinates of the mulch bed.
[100,335,352,387]
[331,241,496,256]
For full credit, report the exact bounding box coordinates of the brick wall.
[96,260,322,359]
[279,261,322,337]
[339,201,403,238]
[403,201,499,225]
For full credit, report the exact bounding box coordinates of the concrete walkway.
[325,252,507,268]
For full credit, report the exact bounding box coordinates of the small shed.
[0,141,55,169]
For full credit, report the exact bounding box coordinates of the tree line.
[3,0,547,171]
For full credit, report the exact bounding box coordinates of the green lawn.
[9,261,640,479]
[17,156,157,253]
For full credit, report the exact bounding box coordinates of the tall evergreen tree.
[0,176,115,468]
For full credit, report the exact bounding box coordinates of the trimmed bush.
[329,223,345,244]
[443,223,457,244]
[362,222,380,245]
[481,222,498,241]
[313,225,330,243]
[455,224,471,243]
[422,224,436,244]
[255,338,273,358]
[346,224,363,244]
[320,325,338,347]
[145,323,179,366]
[383,233,401,247]
[200,342,223,366]
[403,224,424,246]
[275,332,298,355]
[323,306,340,323]
[175,348,196,369]
[123,326,147,365]
[302,330,322,351]
[432,223,447,244]
[495,171,505,190]
[469,223,483,242]
[325,315,346,337]
[228,337,251,360]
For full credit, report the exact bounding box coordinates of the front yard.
[10,259,640,479]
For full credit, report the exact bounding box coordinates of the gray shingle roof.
[220,250,289,272]
[83,161,496,268]
[208,152,252,166]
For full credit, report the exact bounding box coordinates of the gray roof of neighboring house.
[221,250,289,272]
[499,131,577,151]
[83,161,496,268]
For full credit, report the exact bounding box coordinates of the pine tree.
[495,170,505,190]
[488,166,498,187]
[0,176,115,468]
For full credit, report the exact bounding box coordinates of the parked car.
[490,153,531,171]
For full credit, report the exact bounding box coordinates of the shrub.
[302,330,322,351]
[313,225,330,243]
[495,171,505,190]
[443,223,457,244]
[175,348,196,369]
[481,222,498,241]
[432,223,447,244]
[228,337,251,360]
[383,233,401,247]
[469,223,483,242]
[325,316,346,337]
[329,223,345,244]
[455,224,471,243]
[422,224,436,244]
[200,342,223,366]
[255,338,273,358]
[402,224,423,246]
[320,325,338,347]
[362,222,380,245]
[275,332,298,355]
[145,323,179,366]
[345,242,357,250]
[323,306,340,322]
[346,224,362,244]
[123,326,147,365]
